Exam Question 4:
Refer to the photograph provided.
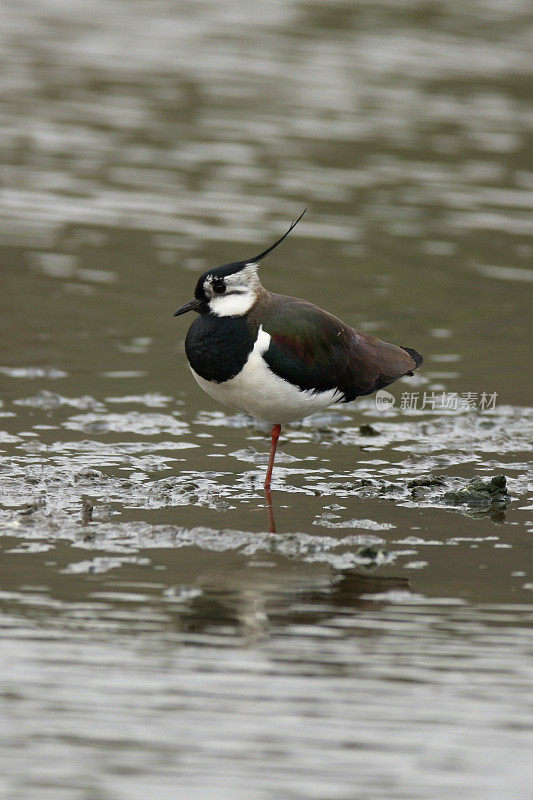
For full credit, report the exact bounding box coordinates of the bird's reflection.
[321,569,410,608]
[174,561,411,641]
[265,486,276,532]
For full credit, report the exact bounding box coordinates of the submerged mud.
[1,386,531,593]
[1,389,530,532]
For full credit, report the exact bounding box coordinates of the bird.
[174,210,423,494]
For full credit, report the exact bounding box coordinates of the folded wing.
[258,294,422,402]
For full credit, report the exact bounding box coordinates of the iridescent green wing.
[262,295,421,401]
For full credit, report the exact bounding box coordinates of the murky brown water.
[1,1,532,798]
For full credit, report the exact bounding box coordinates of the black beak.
[173,298,202,316]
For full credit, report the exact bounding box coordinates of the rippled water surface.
[1,1,532,798]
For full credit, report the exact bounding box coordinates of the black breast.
[185,314,257,383]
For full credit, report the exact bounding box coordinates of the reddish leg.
[266,494,276,533]
[264,423,281,492]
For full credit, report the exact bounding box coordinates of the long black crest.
[247,208,306,264]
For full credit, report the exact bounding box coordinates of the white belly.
[190,326,342,425]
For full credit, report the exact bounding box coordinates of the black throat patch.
[185,314,257,383]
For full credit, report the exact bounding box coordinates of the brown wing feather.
[250,293,422,402]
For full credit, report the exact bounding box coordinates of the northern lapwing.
[174,211,423,492]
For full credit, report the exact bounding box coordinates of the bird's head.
[174,210,306,319]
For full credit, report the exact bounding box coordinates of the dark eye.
[213,281,226,294]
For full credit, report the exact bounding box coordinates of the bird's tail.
[401,346,423,369]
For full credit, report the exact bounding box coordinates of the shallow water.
[1,1,532,798]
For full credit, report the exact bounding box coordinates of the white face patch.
[206,263,261,317]
[209,289,256,317]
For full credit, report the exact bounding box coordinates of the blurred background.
[0,1,532,799]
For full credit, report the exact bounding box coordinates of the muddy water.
[1,1,532,798]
